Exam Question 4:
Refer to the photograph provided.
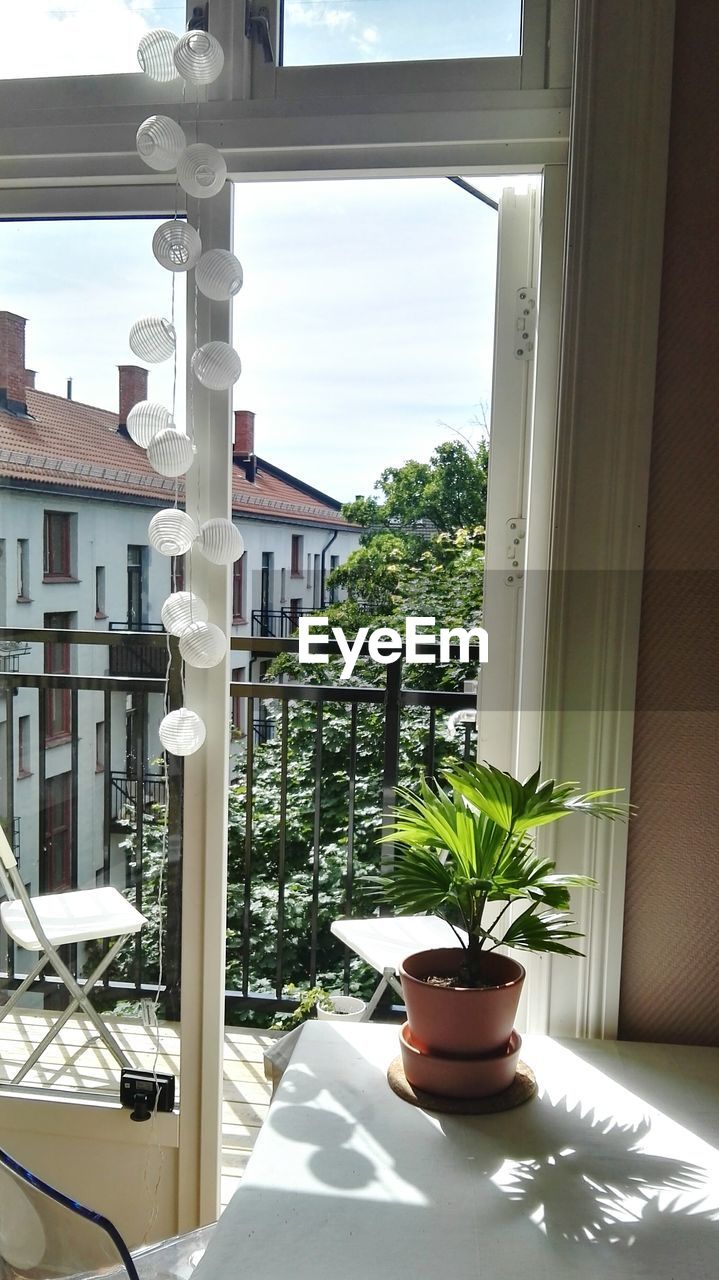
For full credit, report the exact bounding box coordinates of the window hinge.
[245,2,275,64]
[513,288,537,360]
[505,517,526,584]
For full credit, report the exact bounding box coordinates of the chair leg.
[362,970,392,1021]
[0,956,50,1023]
[11,935,136,1084]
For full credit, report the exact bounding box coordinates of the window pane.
[281,0,522,67]
[0,1,188,80]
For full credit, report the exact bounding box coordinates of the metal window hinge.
[505,517,526,584]
[513,287,537,360]
[245,2,275,63]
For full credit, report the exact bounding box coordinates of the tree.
[342,438,488,538]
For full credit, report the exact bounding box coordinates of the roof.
[0,388,353,529]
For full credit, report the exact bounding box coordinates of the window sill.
[45,733,71,748]
[232,616,247,625]
[95,765,104,774]
[16,596,33,604]
[43,575,79,584]
[290,571,304,579]
[95,611,107,620]
[16,769,32,780]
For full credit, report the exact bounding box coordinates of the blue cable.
[0,1146,140,1280]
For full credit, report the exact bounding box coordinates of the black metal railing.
[251,607,314,638]
[108,621,167,678]
[227,633,479,1018]
[111,771,167,823]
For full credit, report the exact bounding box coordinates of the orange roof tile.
[0,389,353,528]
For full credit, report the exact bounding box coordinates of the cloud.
[285,2,357,33]
[0,0,179,78]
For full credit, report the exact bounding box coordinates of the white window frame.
[0,0,676,1231]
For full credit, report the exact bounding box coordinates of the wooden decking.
[0,1008,275,1211]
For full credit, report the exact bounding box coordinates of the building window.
[127,545,144,628]
[42,772,72,893]
[232,553,246,621]
[171,554,185,592]
[313,553,321,608]
[329,554,340,605]
[95,721,105,772]
[306,553,312,588]
[44,611,73,743]
[231,666,246,736]
[43,511,74,578]
[291,534,304,576]
[260,552,274,625]
[17,715,31,777]
[16,538,30,600]
[289,598,303,632]
[280,567,287,603]
[95,565,106,617]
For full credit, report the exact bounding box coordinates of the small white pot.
[316,994,366,1022]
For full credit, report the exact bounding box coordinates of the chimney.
[234,409,256,482]
[118,365,148,433]
[66,378,73,400]
[24,369,36,389]
[0,311,29,415]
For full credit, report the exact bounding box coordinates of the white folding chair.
[0,824,147,1084]
[331,915,467,1019]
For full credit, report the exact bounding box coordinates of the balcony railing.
[111,771,166,823]
[108,621,167,678]
[251,608,314,638]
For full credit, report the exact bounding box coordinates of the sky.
[0,1,525,503]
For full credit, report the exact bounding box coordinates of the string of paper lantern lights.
[133,19,244,756]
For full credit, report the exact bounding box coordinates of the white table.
[196,1023,719,1280]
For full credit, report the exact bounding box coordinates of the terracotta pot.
[400,948,525,1057]
[400,1023,521,1098]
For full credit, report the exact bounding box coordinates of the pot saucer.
[399,1022,521,1098]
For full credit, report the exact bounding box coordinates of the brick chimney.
[118,365,148,431]
[234,409,256,482]
[0,311,29,415]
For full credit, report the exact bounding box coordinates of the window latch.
[514,288,537,360]
[245,3,275,64]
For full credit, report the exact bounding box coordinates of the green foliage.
[342,440,488,537]
[377,760,629,983]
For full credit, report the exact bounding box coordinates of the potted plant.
[377,760,627,1095]
[272,985,366,1031]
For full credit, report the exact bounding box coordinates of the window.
[261,552,274,621]
[312,553,321,608]
[233,553,246,621]
[16,538,29,600]
[291,534,304,576]
[289,598,303,632]
[17,715,31,777]
[329,554,340,605]
[231,667,246,736]
[306,553,312,588]
[95,721,105,773]
[44,611,73,743]
[43,511,74,578]
[95,565,106,618]
[127,545,144,628]
[171,554,186,593]
[280,567,287,603]
[42,772,72,893]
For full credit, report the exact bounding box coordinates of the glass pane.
[0,1,188,80]
[281,0,522,67]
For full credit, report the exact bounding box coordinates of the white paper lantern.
[129,316,176,364]
[177,144,227,200]
[191,342,241,390]
[179,621,227,668]
[173,30,225,85]
[148,509,198,556]
[152,220,202,273]
[147,429,196,478]
[159,708,206,756]
[137,30,181,82]
[136,115,186,172]
[126,401,173,447]
[196,250,244,302]
[196,518,244,565]
[161,591,209,636]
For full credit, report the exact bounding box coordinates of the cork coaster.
[387,1056,537,1114]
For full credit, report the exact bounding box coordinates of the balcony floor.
[0,1008,276,1211]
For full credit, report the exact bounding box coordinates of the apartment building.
[0,310,359,897]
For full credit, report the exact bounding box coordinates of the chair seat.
[0,886,146,951]
[331,914,466,975]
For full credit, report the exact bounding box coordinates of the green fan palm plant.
[378,760,628,987]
